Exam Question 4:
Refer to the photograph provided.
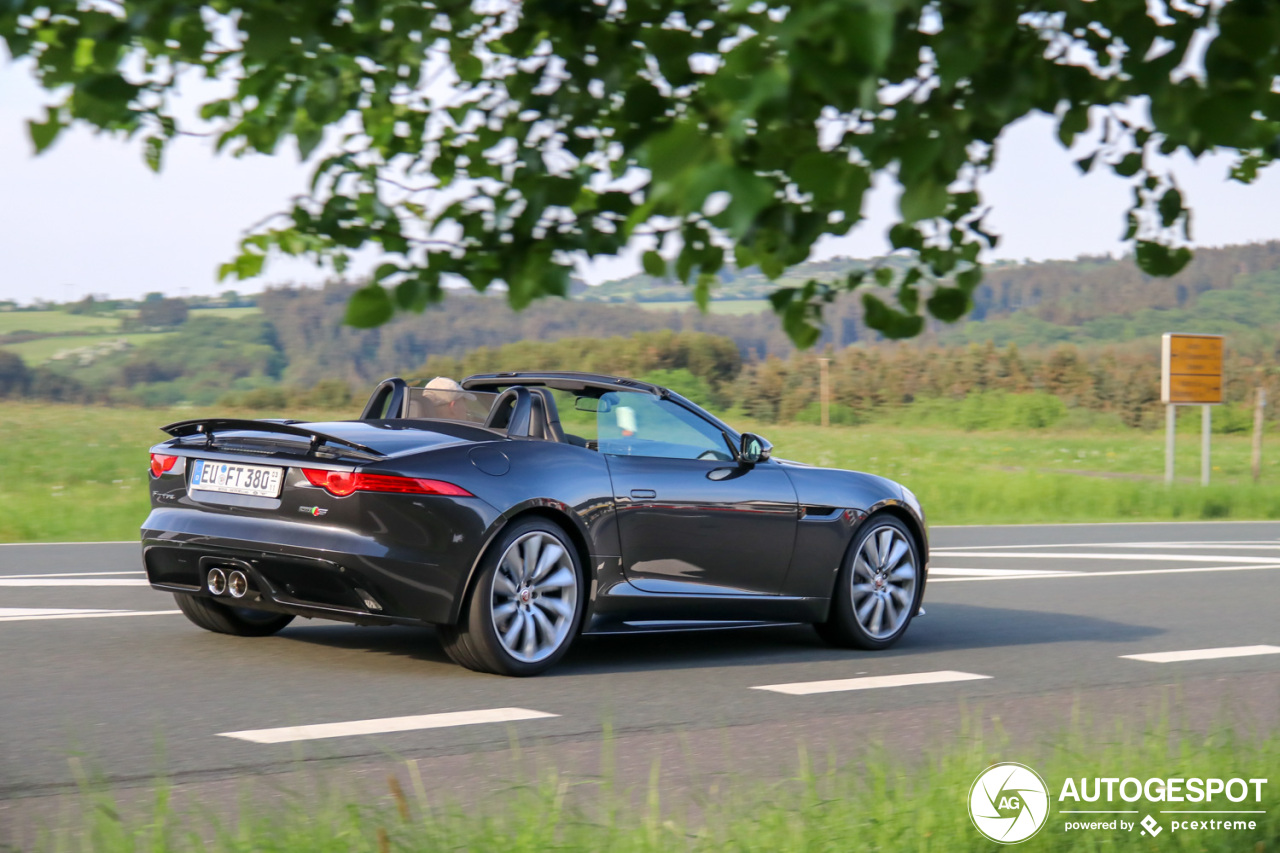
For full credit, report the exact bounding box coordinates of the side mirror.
[739,433,772,465]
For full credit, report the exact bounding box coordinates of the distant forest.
[6,240,1280,429]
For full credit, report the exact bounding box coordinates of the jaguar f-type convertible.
[142,372,928,675]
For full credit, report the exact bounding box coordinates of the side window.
[596,392,733,460]
[551,390,598,441]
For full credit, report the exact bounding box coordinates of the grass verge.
[5,402,1280,542]
[29,718,1280,851]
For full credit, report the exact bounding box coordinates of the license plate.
[190,459,284,498]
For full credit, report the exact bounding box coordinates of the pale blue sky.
[3,60,1280,305]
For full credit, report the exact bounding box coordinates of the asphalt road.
[3,522,1279,841]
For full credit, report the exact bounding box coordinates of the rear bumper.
[142,499,500,625]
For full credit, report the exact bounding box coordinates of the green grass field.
[4,402,1280,542]
[188,306,262,320]
[632,299,771,315]
[0,310,123,335]
[32,717,1280,852]
[0,332,179,365]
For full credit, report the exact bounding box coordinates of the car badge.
[299,506,328,517]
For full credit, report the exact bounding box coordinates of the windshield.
[403,387,499,425]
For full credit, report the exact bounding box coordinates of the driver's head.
[422,376,475,415]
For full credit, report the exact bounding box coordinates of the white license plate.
[190,459,284,498]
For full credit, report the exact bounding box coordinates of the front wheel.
[815,515,922,650]
[439,519,584,676]
[173,593,294,637]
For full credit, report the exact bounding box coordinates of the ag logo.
[969,762,1050,844]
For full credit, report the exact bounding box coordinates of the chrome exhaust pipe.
[227,570,248,599]
[207,568,227,596]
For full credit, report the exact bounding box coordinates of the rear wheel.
[173,593,294,637]
[440,518,583,676]
[815,515,921,650]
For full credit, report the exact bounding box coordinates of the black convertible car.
[142,372,928,675]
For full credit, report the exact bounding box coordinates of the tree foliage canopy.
[5,0,1279,344]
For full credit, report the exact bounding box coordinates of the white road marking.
[0,540,137,546]
[219,708,560,744]
[933,540,1280,552]
[929,567,1070,577]
[0,608,180,623]
[929,551,1280,563]
[1120,645,1280,663]
[929,563,1280,583]
[752,670,991,696]
[0,578,150,587]
[0,571,146,579]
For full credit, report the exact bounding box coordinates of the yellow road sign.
[1162,333,1223,404]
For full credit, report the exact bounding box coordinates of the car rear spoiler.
[161,419,386,460]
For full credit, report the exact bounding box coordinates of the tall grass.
[30,718,1280,852]
[5,402,1280,542]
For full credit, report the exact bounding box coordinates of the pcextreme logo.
[969,763,1051,844]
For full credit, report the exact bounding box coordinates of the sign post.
[1161,333,1223,486]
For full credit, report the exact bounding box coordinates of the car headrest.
[529,388,566,443]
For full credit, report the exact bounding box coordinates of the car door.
[597,391,799,596]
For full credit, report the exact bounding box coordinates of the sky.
[4,59,1280,306]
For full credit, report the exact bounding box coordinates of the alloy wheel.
[490,531,579,663]
[850,525,917,640]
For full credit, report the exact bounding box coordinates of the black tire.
[173,593,295,637]
[439,518,584,676]
[815,514,922,650]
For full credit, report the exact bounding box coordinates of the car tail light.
[150,454,178,477]
[301,469,473,498]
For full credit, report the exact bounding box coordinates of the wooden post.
[1165,404,1176,486]
[1201,404,1211,486]
[818,357,830,427]
[1253,388,1266,483]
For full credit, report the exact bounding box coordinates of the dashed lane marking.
[0,571,146,579]
[929,551,1280,563]
[0,608,180,623]
[752,670,991,696]
[1120,645,1280,664]
[929,567,1070,577]
[218,708,560,744]
[929,563,1280,583]
[0,578,150,587]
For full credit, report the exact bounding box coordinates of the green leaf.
[1135,241,1193,276]
[345,284,394,328]
[956,267,983,291]
[1075,153,1097,174]
[144,136,163,172]
[926,287,970,322]
[899,177,949,223]
[235,252,265,279]
[862,293,924,340]
[642,250,666,278]
[769,287,796,311]
[874,266,894,286]
[780,301,821,349]
[1115,153,1143,178]
[1158,188,1183,228]
[1058,104,1089,147]
[27,110,62,154]
[693,272,715,313]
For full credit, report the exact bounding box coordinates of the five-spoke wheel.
[815,515,922,650]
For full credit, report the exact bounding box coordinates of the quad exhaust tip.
[227,570,248,599]
[206,568,227,596]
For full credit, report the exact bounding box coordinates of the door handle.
[630,489,657,499]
